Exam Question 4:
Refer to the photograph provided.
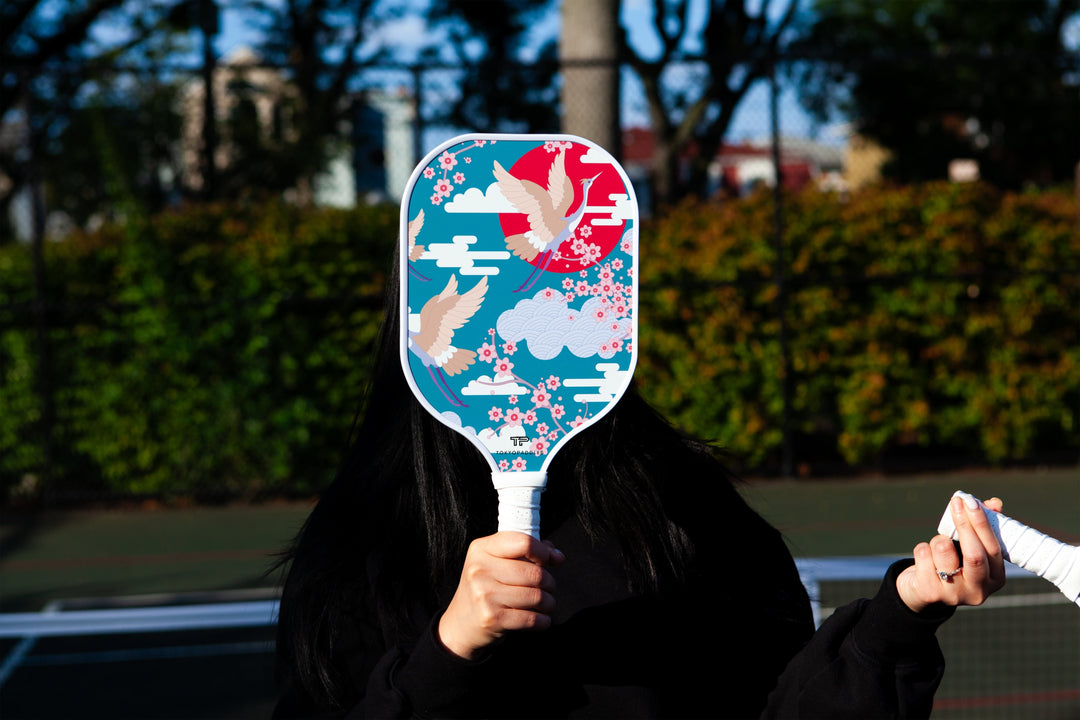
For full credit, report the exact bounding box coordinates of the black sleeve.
[274,612,491,720]
[761,559,956,720]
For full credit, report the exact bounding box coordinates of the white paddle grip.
[938,491,1080,607]
[492,472,546,539]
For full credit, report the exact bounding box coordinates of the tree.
[428,0,560,134]
[249,0,391,205]
[1,0,129,240]
[1,0,204,239]
[791,0,1080,188]
[618,0,800,205]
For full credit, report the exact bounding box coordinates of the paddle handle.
[938,491,1080,607]
[492,472,546,539]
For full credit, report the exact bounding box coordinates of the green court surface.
[1,468,1077,612]
[1,468,1077,719]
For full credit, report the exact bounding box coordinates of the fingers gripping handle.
[938,491,1080,607]
[492,472,546,539]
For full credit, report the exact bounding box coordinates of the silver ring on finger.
[937,567,962,582]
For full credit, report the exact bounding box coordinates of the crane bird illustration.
[493,152,601,293]
[407,209,429,281]
[407,274,488,407]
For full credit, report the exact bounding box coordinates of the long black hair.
[275,258,752,712]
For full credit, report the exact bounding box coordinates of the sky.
[208,0,826,145]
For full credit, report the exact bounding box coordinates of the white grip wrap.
[938,491,1080,607]
[492,471,546,539]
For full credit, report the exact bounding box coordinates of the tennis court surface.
[1,470,1077,718]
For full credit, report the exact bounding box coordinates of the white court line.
[20,640,274,667]
[0,600,60,687]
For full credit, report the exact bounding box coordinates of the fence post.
[411,64,425,165]
[22,73,55,491]
[770,59,793,478]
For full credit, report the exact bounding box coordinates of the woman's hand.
[438,532,565,660]
[897,496,1006,614]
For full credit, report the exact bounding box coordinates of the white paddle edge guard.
[491,471,546,539]
[938,490,1080,607]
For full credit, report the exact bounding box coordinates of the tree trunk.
[559,0,620,158]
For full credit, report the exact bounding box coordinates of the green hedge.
[1,184,1077,500]
[638,182,1079,469]
[1,202,397,499]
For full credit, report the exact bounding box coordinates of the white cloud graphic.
[563,363,629,404]
[444,183,516,213]
[424,235,509,275]
[579,147,615,165]
[496,291,631,360]
[440,411,477,436]
[461,375,530,396]
[587,195,635,225]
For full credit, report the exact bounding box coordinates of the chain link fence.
[2,51,1078,502]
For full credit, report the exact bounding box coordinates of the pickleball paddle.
[399,134,639,538]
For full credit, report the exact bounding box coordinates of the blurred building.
[620,126,846,213]
[180,46,413,206]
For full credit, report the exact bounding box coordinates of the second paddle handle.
[938,491,1080,607]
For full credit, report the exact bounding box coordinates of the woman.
[273,264,1005,719]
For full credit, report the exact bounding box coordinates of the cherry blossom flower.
[610,338,623,353]
[546,375,561,390]
[498,459,510,471]
[502,340,517,355]
[576,281,590,295]
[539,288,556,301]
[505,407,523,426]
[532,438,549,456]
[495,358,514,376]
[478,342,497,363]
[550,404,565,419]
[422,167,435,179]
[512,457,527,472]
[599,342,611,356]
[562,278,574,290]
[453,172,465,184]
[488,407,503,421]
[430,194,443,205]
[548,431,559,441]
[579,225,592,238]
[523,409,537,424]
[531,387,551,407]
[438,151,457,170]
[571,415,587,429]
[612,259,623,271]
[434,178,453,196]
[536,422,549,436]
[544,140,558,153]
[593,307,607,322]
[508,395,518,405]
[465,157,472,164]
[564,292,575,302]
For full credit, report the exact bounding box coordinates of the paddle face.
[399,134,639,475]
